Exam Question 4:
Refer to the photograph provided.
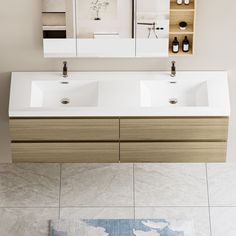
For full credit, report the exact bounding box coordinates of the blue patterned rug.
[50,219,194,236]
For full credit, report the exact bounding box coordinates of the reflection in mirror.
[136,0,170,57]
[76,0,135,57]
[42,0,76,57]
[41,0,171,58]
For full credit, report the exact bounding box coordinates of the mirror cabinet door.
[42,0,171,57]
[76,0,135,57]
[42,0,77,57]
[136,0,170,57]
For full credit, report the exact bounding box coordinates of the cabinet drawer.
[120,118,228,141]
[120,142,227,163]
[10,119,119,141]
[12,142,119,163]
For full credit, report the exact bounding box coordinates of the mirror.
[42,0,170,57]
[76,0,135,57]
[136,0,170,57]
[42,0,76,57]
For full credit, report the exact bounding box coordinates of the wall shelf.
[169,24,194,34]
[169,48,193,57]
[169,0,196,57]
[170,2,195,11]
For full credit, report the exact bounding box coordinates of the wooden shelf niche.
[169,0,196,56]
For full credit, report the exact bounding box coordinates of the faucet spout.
[170,61,176,77]
[63,61,68,78]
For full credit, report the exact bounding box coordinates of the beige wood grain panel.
[120,118,228,141]
[12,142,119,163]
[120,142,227,163]
[9,119,119,141]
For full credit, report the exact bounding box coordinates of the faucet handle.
[170,61,176,77]
[63,61,68,78]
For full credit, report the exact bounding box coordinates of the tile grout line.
[0,206,228,209]
[133,163,136,219]
[56,205,136,208]
[205,163,213,236]
[50,205,212,208]
[129,205,210,208]
[0,207,60,209]
[58,163,62,219]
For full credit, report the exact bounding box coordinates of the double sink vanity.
[9,71,230,163]
[6,1,230,163]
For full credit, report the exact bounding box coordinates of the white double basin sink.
[9,71,230,117]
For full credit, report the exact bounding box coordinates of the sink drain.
[61,98,70,105]
[169,98,178,105]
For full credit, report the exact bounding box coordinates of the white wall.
[0,0,235,162]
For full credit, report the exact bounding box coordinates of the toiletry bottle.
[184,0,190,5]
[172,37,179,53]
[179,21,187,30]
[177,0,183,5]
[182,36,190,52]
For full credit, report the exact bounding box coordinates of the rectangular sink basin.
[9,71,230,117]
[140,80,208,107]
[30,80,99,107]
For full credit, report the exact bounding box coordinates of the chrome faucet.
[63,61,68,78]
[170,61,176,77]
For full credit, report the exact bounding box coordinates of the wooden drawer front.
[120,118,228,141]
[12,142,119,163]
[120,142,227,163]
[10,119,119,141]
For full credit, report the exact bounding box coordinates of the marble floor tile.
[60,207,134,219]
[134,164,208,206]
[211,207,236,236]
[0,164,60,207]
[207,164,236,206]
[61,164,134,207]
[135,207,211,236]
[0,208,58,236]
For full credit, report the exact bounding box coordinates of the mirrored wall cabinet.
[42,0,76,57]
[42,0,196,57]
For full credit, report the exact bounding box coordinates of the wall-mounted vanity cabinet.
[42,0,195,57]
[9,71,230,163]
[9,117,228,163]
